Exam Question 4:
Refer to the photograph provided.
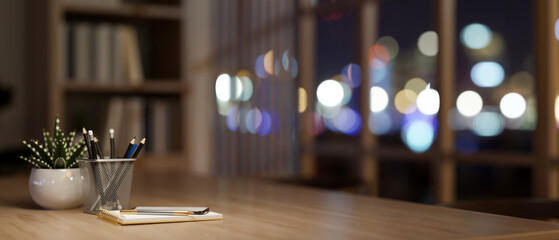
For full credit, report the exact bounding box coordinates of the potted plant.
[19,116,86,209]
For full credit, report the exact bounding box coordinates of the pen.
[88,130,97,159]
[83,127,93,159]
[120,207,209,216]
[122,137,135,158]
[131,137,145,158]
[109,129,115,159]
[94,137,104,159]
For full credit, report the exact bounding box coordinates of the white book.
[97,209,223,225]
[94,23,112,84]
[74,22,93,82]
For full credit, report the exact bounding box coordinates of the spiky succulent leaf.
[66,140,85,168]
[42,130,55,159]
[20,116,85,169]
[24,140,51,163]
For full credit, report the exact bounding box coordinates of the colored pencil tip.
[140,138,146,144]
[82,127,87,134]
[94,137,99,142]
[88,130,94,137]
[130,137,136,144]
[109,128,114,138]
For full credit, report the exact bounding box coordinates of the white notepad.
[97,209,224,225]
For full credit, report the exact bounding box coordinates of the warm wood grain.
[1,171,559,239]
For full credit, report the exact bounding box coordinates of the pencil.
[94,137,104,159]
[122,137,136,158]
[83,127,93,159]
[109,129,115,158]
[127,144,137,158]
[88,130,97,159]
[131,138,146,158]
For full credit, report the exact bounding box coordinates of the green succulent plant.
[19,116,86,169]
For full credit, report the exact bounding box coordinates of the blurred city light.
[394,89,417,114]
[417,31,438,56]
[402,119,435,153]
[215,73,243,102]
[298,87,308,113]
[368,111,392,135]
[376,36,399,60]
[457,90,483,117]
[317,79,344,107]
[461,23,492,49]
[499,92,526,119]
[472,111,504,137]
[404,78,427,94]
[370,86,389,112]
[416,84,440,115]
[470,61,504,87]
[341,63,361,88]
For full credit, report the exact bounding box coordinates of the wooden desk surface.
[1,171,559,240]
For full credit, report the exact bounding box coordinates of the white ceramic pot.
[28,168,83,209]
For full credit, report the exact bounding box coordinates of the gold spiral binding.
[97,208,122,224]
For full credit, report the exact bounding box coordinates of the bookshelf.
[28,0,187,164]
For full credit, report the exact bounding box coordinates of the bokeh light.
[368,111,392,135]
[556,95,559,126]
[298,87,308,113]
[317,79,344,107]
[457,90,483,117]
[370,86,389,112]
[282,50,289,71]
[226,107,239,131]
[500,92,526,119]
[255,54,268,78]
[239,76,253,101]
[471,111,504,137]
[471,61,505,87]
[264,50,274,75]
[460,23,492,49]
[341,63,361,88]
[290,57,299,79]
[394,89,417,114]
[555,19,559,41]
[376,36,399,60]
[416,84,440,115]
[404,78,427,94]
[340,81,352,106]
[215,73,243,102]
[369,44,390,69]
[402,120,435,153]
[257,110,272,136]
[332,107,362,135]
[417,31,438,57]
[245,108,263,134]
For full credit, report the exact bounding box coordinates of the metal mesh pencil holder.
[78,158,136,214]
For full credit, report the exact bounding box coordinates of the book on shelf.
[73,22,93,82]
[64,22,144,85]
[94,23,112,84]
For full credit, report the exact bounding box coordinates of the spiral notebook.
[97,209,224,225]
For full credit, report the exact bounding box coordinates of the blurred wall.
[0,0,26,150]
